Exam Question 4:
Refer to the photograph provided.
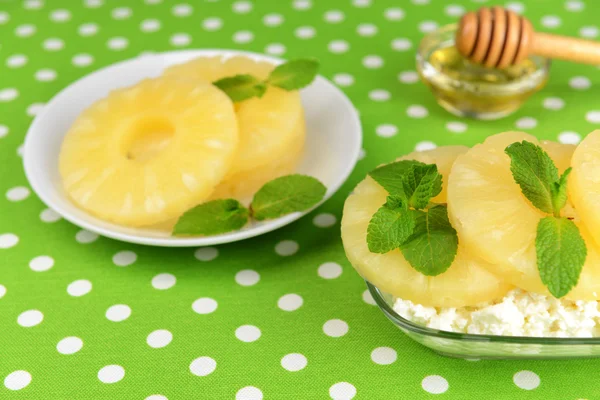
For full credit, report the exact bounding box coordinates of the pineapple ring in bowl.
[23,50,362,247]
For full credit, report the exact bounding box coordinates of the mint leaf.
[368,160,426,197]
[173,199,249,235]
[401,164,443,210]
[536,216,587,298]
[251,174,326,220]
[551,168,572,217]
[505,141,559,214]
[213,74,267,102]
[367,196,416,254]
[267,58,320,90]
[400,205,458,276]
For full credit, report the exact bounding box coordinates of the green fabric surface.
[1,0,600,398]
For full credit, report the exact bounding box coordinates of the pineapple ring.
[341,146,512,308]
[448,132,600,299]
[164,55,306,200]
[59,77,238,227]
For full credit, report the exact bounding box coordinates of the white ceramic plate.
[23,49,362,247]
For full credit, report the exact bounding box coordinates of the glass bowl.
[416,24,550,120]
[367,281,600,359]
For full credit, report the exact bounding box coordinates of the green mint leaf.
[536,216,587,298]
[213,74,267,102]
[400,205,458,276]
[505,141,559,214]
[251,174,326,221]
[402,164,443,210]
[267,58,320,90]
[551,168,572,217]
[173,199,249,236]
[367,196,416,254]
[368,160,425,197]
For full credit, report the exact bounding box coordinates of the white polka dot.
[513,370,540,390]
[40,208,61,222]
[170,33,191,47]
[27,103,45,116]
[323,319,349,337]
[371,347,397,365]
[324,10,344,23]
[172,4,193,17]
[35,68,57,82]
[515,116,538,129]
[0,88,19,102]
[233,31,254,44]
[75,229,98,243]
[415,141,437,152]
[195,247,218,261]
[0,233,19,249]
[278,293,303,311]
[236,386,263,400]
[106,304,131,322]
[15,24,36,37]
[17,310,43,327]
[398,71,418,84]
[0,284,6,298]
[329,382,356,400]
[29,255,54,271]
[17,145,24,157]
[352,0,371,7]
[362,55,383,69]
[24,0,44,9]
[375,124,397,138]
[362,289,376,305]
[328,40,349,53]
[558,131,581,144]
[357,23,377,37]
[580,26,598,38]
[333,73,354,87]
[152,273,176,290]
[4,371,31,391]
[145,396,168,400]
[147,329,173,348]
[422,375,449,394]
[72,53,94,67]
[0,12,8,25]
[112,7,131,19]
[235,325,261,342]
[318,262,343,279]
[232,1,252,13]
[0,125,7,138]
[419,21,438,33]
[446,121,467,133]
[369,89,390,101]
[445,5,466,17]
[145,0,161,4]
[67,279,92,297]
[192,298,218,314]
[587,110,600,123]
[384,7,404,20]
[541,15,561,28]
[235,269,260,286]
[570,76,591,90]
[140,19,161,32]
[392,38,412,51]
[98,365,124,384]
[265,43,286,55]
[407,105,428,118]
[107,37,128,50]
[84,0,103,8]
[78,23,98,36]
[412,0,430,4]
[293,0,312,10]
[263,13,283,27]
[281,353,307,371]
[566,0,585,11]
[50,9,70,22]
[57,337,83,355]
[190,357,216,376]
[543,97,565,110]
[275,240,299,256]
[505,2,525,13]
[112,250,137,266]
[313,213,336,228]
[6,54,27,68]
[295,26,315,39]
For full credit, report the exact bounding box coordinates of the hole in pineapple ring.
[124,117,175,162]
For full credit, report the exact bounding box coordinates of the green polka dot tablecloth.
[2,0,600,398]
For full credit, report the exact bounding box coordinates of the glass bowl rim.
[367,281,600,345]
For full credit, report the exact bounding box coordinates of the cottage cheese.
[393,289,600,337]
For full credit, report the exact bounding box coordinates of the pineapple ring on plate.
[448,132,600,299]
[341,146,512,308]
[59,77,238,227]
[165,55,306,200]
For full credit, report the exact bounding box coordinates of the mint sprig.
[367,196,416,254]
[505,141,587,298]
[173,199,249,236]
[213,58,320,102]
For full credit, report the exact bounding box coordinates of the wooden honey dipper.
[456,6,600,68]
